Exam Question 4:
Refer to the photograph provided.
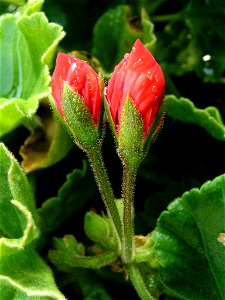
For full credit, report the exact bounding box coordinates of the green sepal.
[62,83,100,151]
[103,94,119,143]
[119,96,144,166]
[96,73,105,144]
[143,100,166,156]
[84,211,118,250]
[49,93,67,129]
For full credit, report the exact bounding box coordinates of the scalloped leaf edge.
[165,95,225,141]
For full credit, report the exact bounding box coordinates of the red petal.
[106,54,129,128]
[51,53,74,116]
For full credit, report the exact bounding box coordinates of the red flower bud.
[51,53,102,126]
[106,39,165,138]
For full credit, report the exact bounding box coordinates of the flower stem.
[87,144,123,248]
[128,265,157,300]
[122,163,138,263]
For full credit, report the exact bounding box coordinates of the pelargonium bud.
[106,39,165,138]
[105,39,165,165]
[51,52,102,126]
[50,53,103,150]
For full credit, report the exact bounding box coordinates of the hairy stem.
[87,145,123,248]
[122,163,138,263]
[128,265,157,300]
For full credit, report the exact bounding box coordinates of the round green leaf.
[153,174,225,299]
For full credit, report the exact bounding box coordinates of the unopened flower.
[50,53,103,150]
[51,52,102,126]
[105,39,165,165]
[105,39,165,138]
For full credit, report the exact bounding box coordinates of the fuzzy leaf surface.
[153,174,225,299]
[0,143,65,299]
[0,142,39,240]
[0,3,64,136]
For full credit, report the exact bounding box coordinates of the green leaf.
[38,160,96,234]
[17,11,64,69]
[0,142,39,241]
[141,8,156,50]
[92,5,156,72]
[18,0,44,16]
[152,174,225,299]
[0,0,26,6]
[0,4,65,136]
[0,243,66,300]
[0,97,39,138]
[0,142,65,299]
[166,95,225,141]
[49,235,118,270]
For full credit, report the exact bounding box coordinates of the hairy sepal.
[118,96,144,167]
[103,94,119,143]
[143,100,166,156]
[62,83,99,151]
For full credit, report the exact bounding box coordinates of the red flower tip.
[51,53,102,126]
[106,39,165,137]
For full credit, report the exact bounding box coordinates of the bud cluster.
[51,39,165,161]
